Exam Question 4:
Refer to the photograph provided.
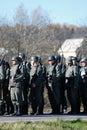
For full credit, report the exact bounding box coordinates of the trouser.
[30,86,43,114]
[3,89,14,114]
[47,83,61,114]
[10,87,22,114]
[67,86,79,114]
[22,81,29,114]
[60,78,67,112]
[0,82,4,99]
[80,81,87,113]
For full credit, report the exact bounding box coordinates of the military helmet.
[19,53,26,60]
[66,57,72,64]
[11,56,16,61]
[80,57,87,63]
[37,56,42,63]
[11,56,22,63]
[72,56,77,61]
[31,56,38,62]
[56,55,61,62]
[17,57,22,63]
[48,55,55,61]
[68,56,73,60]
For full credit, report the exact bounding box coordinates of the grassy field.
[0,119,87,130]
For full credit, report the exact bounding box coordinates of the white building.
[58,38,86,59]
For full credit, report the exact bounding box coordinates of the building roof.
[58,38,84,54]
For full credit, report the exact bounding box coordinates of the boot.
[12,103,17,116]
[16,105,21,116]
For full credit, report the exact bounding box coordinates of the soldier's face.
[31,61,38,66]
[72,60,77,65]
[31,60,34,66]
[81,62,87,67]
[65,62,68,66]
[12,60,17,65]
[48,60,54,65]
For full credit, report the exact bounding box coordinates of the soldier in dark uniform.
[46,55,61,114]
[19,53,30,115]
[8,56,24,116]
[37,56,46,115]
[65,57,79,114]
[29,56,43,115]
[3,61,14,115]
[0,59,5,100]
[72,56,81,113]
[79,58,87,114]
[56,55,67,114]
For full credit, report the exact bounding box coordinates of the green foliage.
[0,119,87,130]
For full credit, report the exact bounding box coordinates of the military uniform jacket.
[65,65,79,88]
[47,64,62,84]
[9,64,24,88]
[30,64,43,87]
[5,67,10,86]
[80,66,87,81]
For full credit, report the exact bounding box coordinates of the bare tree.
[31,6,50,27]
[14,3,30,26]
[13,3,30,54]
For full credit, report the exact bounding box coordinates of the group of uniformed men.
[0,53,87,116]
